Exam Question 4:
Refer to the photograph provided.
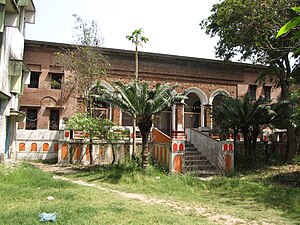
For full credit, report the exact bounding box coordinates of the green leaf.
[292,30,300,40]
[276,16,300,38]
[292,6,300,13]
[294,47,300,57]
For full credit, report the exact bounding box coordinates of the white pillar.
[109,106,113,121]
[172,105,176,131]
[201,103,205,127]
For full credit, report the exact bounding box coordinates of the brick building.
[20,40,280,132]
[16,40,281,172]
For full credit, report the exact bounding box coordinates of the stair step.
[184,151,202,154]
[185,145,195,148]
[184,160,211,165]
[184,164,216,171]
[185,165,212,168]
[184,142,218,177]
[185,147,198,151]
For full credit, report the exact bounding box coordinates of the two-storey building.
[16,40,281,169]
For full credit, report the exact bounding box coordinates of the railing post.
[221,141,234,173]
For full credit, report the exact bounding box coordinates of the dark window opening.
[92,108,109,119]
[92,100,109,119]
[122,112,133,126]
[154,110,171,136]
[26,108,38,130]
[263,86,271,101]
[28,72,40,88]
[50,73,63,89]
[249,84,257,100]
[49,110,60,130]
[184,113,201,129]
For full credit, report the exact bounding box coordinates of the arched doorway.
[211,91,229,130]
[184,93,201,129]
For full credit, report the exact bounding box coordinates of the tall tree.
[126,28,149,80]
[201,0,299,160]
[99,81,186,169]
[56,14,109,164]
[126,29,149,158]
[213,94,276,163]
[277,6,300,56]
[277,6,300,156]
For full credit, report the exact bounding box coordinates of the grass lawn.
[0,163,213,225]
[1,162,299,225]
[66,162,300,225]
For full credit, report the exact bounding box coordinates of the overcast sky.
[25,0,220,59]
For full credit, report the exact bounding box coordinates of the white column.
[201,103,205,128]
[172,105,176,131]
[109,106,113,121]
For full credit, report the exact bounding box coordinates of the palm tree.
[212,96,242,152]
[126,28,149,81]
[126,28,149,158]
[99,80,186,169]
[213,94,276,162]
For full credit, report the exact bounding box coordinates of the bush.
[292,153,300,165]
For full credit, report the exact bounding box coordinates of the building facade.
[16,40,281,170]
[0,0,35,162]
[20,40,280,132]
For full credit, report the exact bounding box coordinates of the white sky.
[25,0,220,59]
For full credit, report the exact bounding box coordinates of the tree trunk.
[242,130,249,160]
[276,58,297,161]
[233,128,238,155]
[69,144,73,164]
[251,131,259,162]
[89,138,93,165]
[138,118,152,169]
[286,124,297,161]
[295,127,300,155]
[140,128,149,170]
[141,131,149,170]
[111,144,116,165]
[132,118,136,159]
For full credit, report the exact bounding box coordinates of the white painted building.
[0,0,35,162]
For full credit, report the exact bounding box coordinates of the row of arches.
[88,82,231,136]
[183,88,229,130]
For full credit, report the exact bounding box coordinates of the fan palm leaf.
[98,80,186,169]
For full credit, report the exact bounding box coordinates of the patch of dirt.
[32,163,274,225]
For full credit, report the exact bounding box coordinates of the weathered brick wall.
[20,40,279,129]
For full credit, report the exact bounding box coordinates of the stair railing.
[190,128,224,171]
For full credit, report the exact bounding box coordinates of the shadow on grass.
[263,168,300,221]
[220,165,300,222]
[270,171,300,188]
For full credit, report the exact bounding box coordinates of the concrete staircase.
[183,142,218,177]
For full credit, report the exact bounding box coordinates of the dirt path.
[32,163,273,225]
